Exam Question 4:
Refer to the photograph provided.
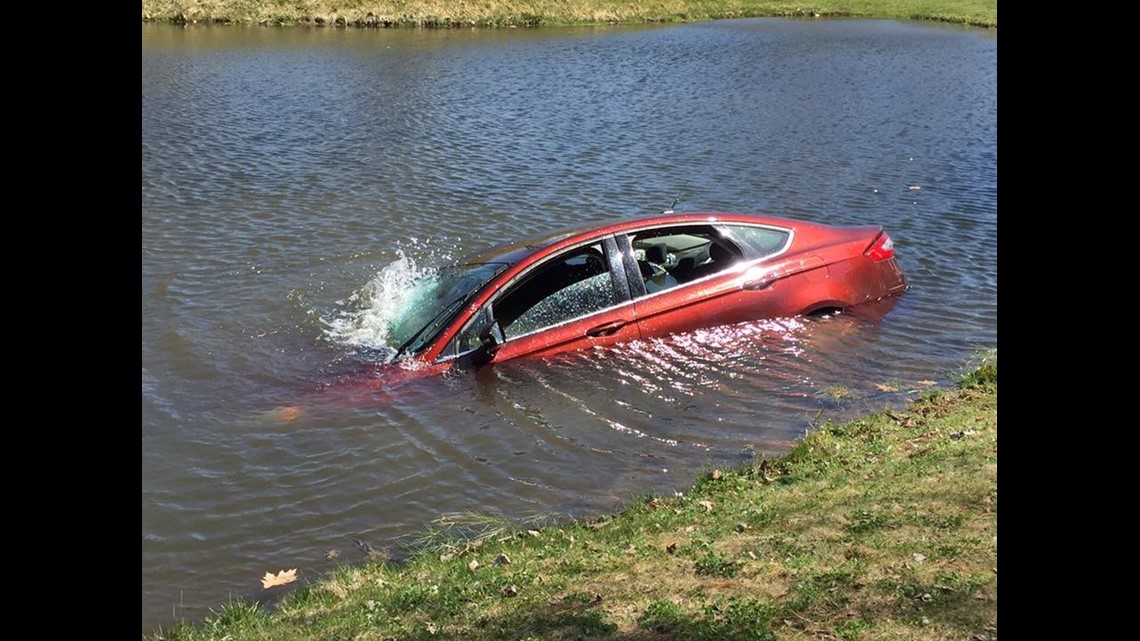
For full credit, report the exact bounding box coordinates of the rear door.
[619,223,798,339]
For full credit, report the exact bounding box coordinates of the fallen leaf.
[917,380,937,386]
[711,469,723,480]
[502,584,518,597]
[874,383,899,392]
[698,500,714,513]
[261,568,298,589]
[666,543,677,554]
[527,530,541,538]
[913,553,927,563]
[494,553,511,566]
[325,549,339,560]
[468,559,480,571]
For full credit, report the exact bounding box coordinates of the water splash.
[321,242,456,362]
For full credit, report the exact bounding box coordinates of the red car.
[381,212,907,376]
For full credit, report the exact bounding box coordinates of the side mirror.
[467,316,504,368]
[479,320,504,352]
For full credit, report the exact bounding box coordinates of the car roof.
[460,212,808,266]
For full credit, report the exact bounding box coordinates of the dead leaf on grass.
[698,500,714,513]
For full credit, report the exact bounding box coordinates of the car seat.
[688,241,738,281]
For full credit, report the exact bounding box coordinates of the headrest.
[645,244,667,264]
[710,242,735,263]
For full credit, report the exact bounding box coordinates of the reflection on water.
[142,18,995,636]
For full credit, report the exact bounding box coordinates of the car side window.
[723,224,791,258]
[498,243,616,337]
[627,225,744,293]
[448,242,619,353]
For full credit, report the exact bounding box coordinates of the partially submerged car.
[384,212,907,374]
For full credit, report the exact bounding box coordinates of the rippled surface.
[142,19,996,636]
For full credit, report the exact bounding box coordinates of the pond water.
[142,18,996,636]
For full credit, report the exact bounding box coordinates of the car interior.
[630,228,742,292]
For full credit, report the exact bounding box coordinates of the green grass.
[147,351,997,640]
[141,0,998,29]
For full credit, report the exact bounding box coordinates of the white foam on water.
[321,249,440,362]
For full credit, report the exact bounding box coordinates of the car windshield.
[389,262,508,358]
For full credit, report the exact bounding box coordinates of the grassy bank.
[148,352,997,641]
[141,0,997,29]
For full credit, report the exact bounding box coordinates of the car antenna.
[661,197,679,215]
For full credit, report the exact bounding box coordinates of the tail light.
[865,233,896,261]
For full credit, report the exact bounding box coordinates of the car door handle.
[742,277,776,291]
[586,320,628,337]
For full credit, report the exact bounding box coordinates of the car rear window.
[725,225,791,258]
